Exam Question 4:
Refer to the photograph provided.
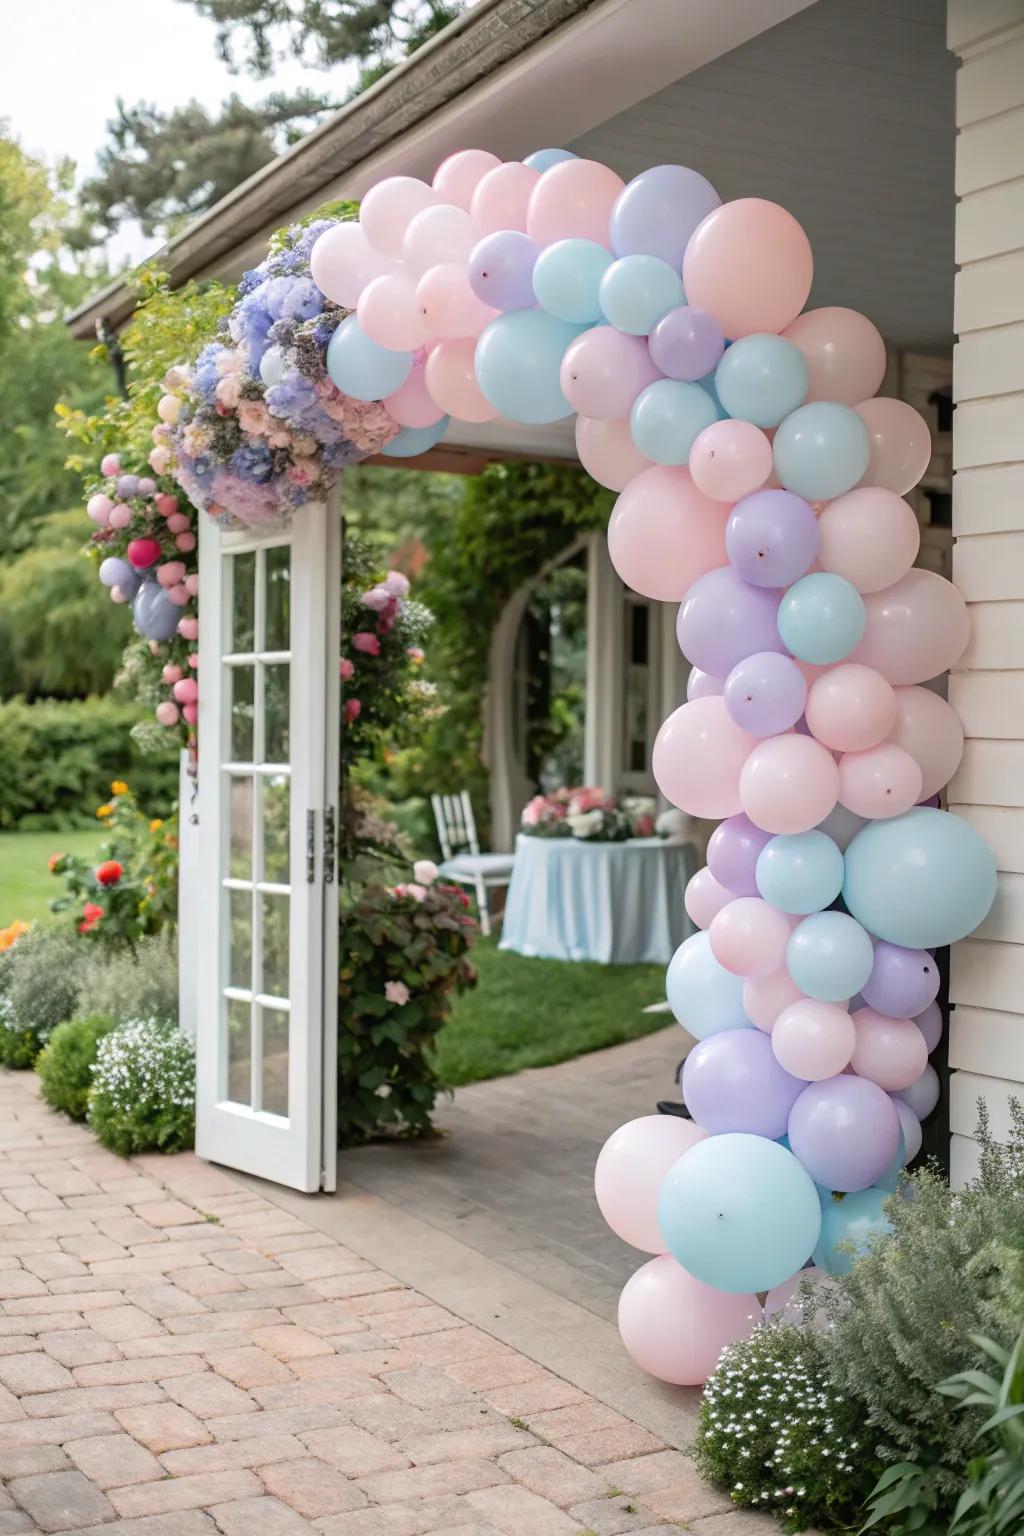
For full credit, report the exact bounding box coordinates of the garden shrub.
[36,1014,116,1120]
[49,783,179,946]
[87,1017,195,1156]
[0,926,87,1067]
[79,933,179,1025]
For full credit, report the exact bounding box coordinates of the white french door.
[196,498,340,1192]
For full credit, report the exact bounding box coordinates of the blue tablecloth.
[499,833,696,964]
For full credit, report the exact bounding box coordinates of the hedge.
[0,698,180,829]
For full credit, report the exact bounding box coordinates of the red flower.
[344,698,362,724]
[96,860,123,887]
[48,852,65,872]
[352,632,381,657]
[78,902,104,934]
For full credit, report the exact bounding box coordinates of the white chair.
[431,791,515,938]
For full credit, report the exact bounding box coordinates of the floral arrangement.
[164,217,399,529]
[520,787,657,842]
[87,1015,195,1155]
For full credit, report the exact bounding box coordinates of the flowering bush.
[87,1016,195,1156]
[520,787,656,842]
[49,781,178,947]
[37,1014,116,1121]
[338,865,476,1144]
[0,926,89,1068]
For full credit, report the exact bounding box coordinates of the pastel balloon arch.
[310,146,997,1388]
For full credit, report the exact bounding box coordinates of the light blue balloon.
[523,148,577,172]
[326,316,412,402]
[787,911,874,1002]
[532,240,612,324]
[630,379,718,465]
[843,807,998,949]
[715,334,808,429]
[813,1187,892,1277]
[598,255,685,336]
[777,572,866,664]
[474,310,585,425]
[773,401,871,501]
[658,1133,822,1293]
[756,831,844,916]
[380,417,451,458]
[665,931,753,1040]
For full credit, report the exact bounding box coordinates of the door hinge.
[323,805,336,884]
[306,809,317,883]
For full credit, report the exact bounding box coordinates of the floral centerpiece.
[521,787,657,842]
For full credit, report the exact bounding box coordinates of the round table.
[499,833,696,965]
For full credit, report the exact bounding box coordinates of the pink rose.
[353,632,381,657]
[361,586,391,612]
[385,981,410,1006]
[237,400,269,436]
[215,374,243,409]
[384,570,410,598]
[344,698,361,724]
[413,860,438,885]
[521,795,547,828]
[339,658,354,681]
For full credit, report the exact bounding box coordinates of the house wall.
[946,0,1024,1182]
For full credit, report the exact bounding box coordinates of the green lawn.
[0,831,105,928]
[433,934,671,1086]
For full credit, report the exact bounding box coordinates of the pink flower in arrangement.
[568,785,611,816]
[265,423,293,449]
[521,795,547,828]
[287,458,318,487]
[215,373,243,409]
[385,980,410,1006]
[361,586,391,612]
[633,814,656,837]
[344,698,362,724]
[413,860,438,885]
[352,632,381,657]
[339,659,354,682]
[407,646,425,665]
[384,570,410,598]
[237,400,270,436]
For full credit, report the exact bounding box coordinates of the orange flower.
[48,852,65,872]
[149,818,164,832]
[110,780,129,796]
[96,804,113,819]
[0,920,29,952]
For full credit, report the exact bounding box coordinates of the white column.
[177,750,200,1040]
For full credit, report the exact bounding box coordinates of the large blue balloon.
[777,573,866,665]
[380,418,450,458]
[658,1133,822,1293]
[630,379,717,465]
[598,255,684,336]
[715,334,808,429]
[756,831,844,915]
[474,310,585,424]
[326,316,413,402]
[772,401,871,501]
[665,931,753,1040]
[787,911,874,1002]
[532,239,612,324]
[843,807,997,948]
[132,580,181,643]
[609,164,720,268]
[813,1187,892,1277]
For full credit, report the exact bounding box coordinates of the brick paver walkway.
[0,1071,774,1536]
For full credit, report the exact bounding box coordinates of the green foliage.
[338,878,476,1143]
[0,925,88,1067]
[48,784,179,948]
[696,1321,876,1534]
[37,1014,116,1120]
[80,934,180,1027]
[87,1017,195,1156]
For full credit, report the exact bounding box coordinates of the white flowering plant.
[87,1016,195,1156]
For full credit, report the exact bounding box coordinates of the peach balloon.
[683,199,813,338]
[817,487,921,594]
[851,1008,929,1092]
[782,307,886,405]
[416,264,496,339]
[432,148,502,210]
[709,897,793,979]
[471,162,540,233]
[403,204,478,278]
[772,999,856,1081]
[607,465,729,601]
[888,685,965,800]
[360,177,438,257]
[685,866,735,929]
[384,363,447,429]
[576,415,652,492]
[424,339,498,422]
[838,742,923,819]
[595,1116,707,1253]
[618,1255,760,1386]
[689,419,773,502]
[855,398,932,495]
[527,158,625,247]
[743,968,806,1032]
[357,273,431,351]
[653,698,759,820]
[739,735,840,834]
[805,664,898,753]
[851,569,970,684]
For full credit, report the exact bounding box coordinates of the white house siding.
[947,0,1024,1184]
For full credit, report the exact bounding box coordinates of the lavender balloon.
[683,1029,805,1140]
[724,652,807,736]
[677,566,784,677]
[726,489,820,589]
[686,667,723,702]
[99,557,135,590]
[895,1062,941,1121]
[609,164,721,268]
[788,1076,901,1192]
[707,813,773,897]
[914,1001,942,1054]
[862,943,940,1019]
[116,474,140,500]
[648,306,724,382]
[468,232,540,311]
[132,580,181,643]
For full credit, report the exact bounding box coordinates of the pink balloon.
[424,338,498,422]
[855,398,932,495]
[782,308,887,405]
[357,274,431,352]
[432,149,502,210]
[166,512,190,534]
[403,204,478,278]
[683,199,813,338]
[470,161,540,233]
[172,677,199,706]
[384,362,446,429]
[851,569,970,685]
[805,664,897,753]
[416,264,496,339]
[607,466,728,602]
[685,866,735,929]
[739,735,840,834]
[162,664,183,685]
[709,897,793,979]
[888,686,964,800]
[743,968,806,1032]
[527,159,625,247]
[175,532,197,553]
[689,420,773,503]
[773,999,855,1081]
[576,416,652,492]
[157,561,186,589]
[360,177,438,257]
[687,668,724,702]
[108,504,132,531]
[851,1008,929,1092]
[817,487,920,593]
[155,701,180,727]
[838,742,923,819]
[178,617,199,641]
[87,493,113,526]
[653,698,759,820]
[560,327,660,419]
[182,702,199,726]
[168,584,190,607]
[618,1254,760,1386]
[311,221,399,306]
[595,1115,707,1252]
